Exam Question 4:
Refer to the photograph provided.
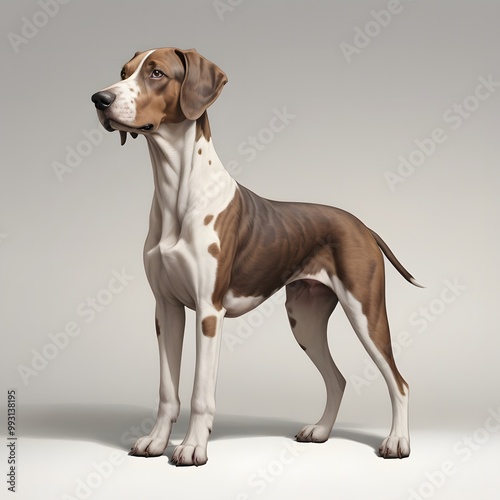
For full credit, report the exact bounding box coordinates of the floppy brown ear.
[175,49,228,121]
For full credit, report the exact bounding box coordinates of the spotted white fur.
[141,121,237,464]
[101,50,156,128]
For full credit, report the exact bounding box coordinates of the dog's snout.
[91,91,116,110]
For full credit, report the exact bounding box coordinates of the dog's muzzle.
[91,90,154,143]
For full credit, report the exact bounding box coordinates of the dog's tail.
[370,230,424,288]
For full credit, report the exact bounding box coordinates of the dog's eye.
[120,70,126,80]
[151,69,165,79]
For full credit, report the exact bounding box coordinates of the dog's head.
[91,48,227,144]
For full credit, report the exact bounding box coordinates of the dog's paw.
[379,436,410,459]
[129,435,168,458]
[171,444,208,466]
[295,424,331,443]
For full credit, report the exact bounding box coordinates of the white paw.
[129,434,168,457]
[171,443,208,466]
[295,424,331,443]
[379,436,410,458]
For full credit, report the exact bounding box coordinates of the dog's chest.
[144,212,268,317]
[145,228,216,307]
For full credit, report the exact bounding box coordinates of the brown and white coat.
[92,48,420,466]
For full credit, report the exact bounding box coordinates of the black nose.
[91,91,116,110]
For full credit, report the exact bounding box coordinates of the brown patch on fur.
[155,318,160,337]
[131,49,186,126]
[121,49,226,131]
[361,282,408,396]
[210,192,243,311]
[198,148,202,155]
[175,49,227,121]
[210,186,409,396]
[202,315,217,337]
[215,185,352,300]
[204,214,214,225]
[120,51,147,80]
[195,111,211,141]
[208,243,220,258]
[210,185,380,315]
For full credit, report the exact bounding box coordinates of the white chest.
[143,128,265,315]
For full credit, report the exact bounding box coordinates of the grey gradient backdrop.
[1,1,499,499]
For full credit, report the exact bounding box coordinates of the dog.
[91,47,421,466]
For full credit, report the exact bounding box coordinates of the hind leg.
[332,275,410,458]
[285,280,346,443]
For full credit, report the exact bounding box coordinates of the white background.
[1,1,499,499]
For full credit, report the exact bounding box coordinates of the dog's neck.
[145,114,236,234]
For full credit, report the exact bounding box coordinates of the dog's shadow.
[19,404,382,456]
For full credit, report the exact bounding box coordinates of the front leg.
[130,300,185,457]
[171,304,225,466]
